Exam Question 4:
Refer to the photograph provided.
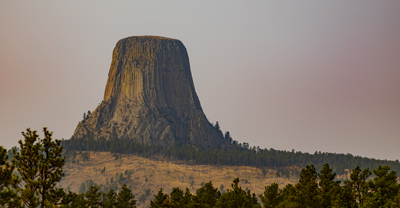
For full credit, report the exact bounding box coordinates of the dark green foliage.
[345,165,372,206]
[84,185,101,208]
[102,189,117,208]
[259,183,282,208]
[182,188,194,207]
[333,184,357,208]
[295,164,321,207]
[116,184,137,208]
[169,187,184,207]
[61,192,87,208]
[0,146,20,207]
[215,178,260,208]
[318,163,340,208]
[150,188,169,207]
[13,128,65,207]
[363,165,399,207]
[224,131,232,143]
[193,181,221,207]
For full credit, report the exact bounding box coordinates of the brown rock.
[73,36,225,148]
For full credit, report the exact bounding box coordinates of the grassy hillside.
[60,152,298,207]
[62,136,400,176]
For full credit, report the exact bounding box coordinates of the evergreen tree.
[85,185,101,208]
[318,163,340,208]
[345,166,372,206]
[169,187,184,207]
[13,128,65,208]
[214,122,220,132]
[277,184,299,208]
[0,146,21,207]
[259,183,282,208]
[363,165,399,207]
[224,131,232,143]
[383,190,400,208]
[332,185,357,208]
[193,181,221,208]
[116,184,136,208]
[215,178,260,208]
[61,192,87,208]
[182,188,194,207]
[295,164,321,207]
[150,188,169,207]
[102,189,117,208]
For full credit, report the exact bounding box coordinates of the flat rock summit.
[73,36,225,148]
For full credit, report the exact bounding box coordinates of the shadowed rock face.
[73,36,225,148]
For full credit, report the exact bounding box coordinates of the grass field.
[60,151,299,207]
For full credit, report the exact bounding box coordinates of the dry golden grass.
[60,151,298,207]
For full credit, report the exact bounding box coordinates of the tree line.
[2,128,400,207]
[61,132,400,176]
[148,162,400,208]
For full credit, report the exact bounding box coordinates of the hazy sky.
[1,1,399,161]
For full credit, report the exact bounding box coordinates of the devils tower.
[73,36,225,148]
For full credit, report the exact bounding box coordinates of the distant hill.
[62,137,400,177]
[59,151,298,208]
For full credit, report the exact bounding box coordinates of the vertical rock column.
[73,36,224,148]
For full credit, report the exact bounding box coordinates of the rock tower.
[73,36,225,148]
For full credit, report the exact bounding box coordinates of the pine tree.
[364,165,399,207]
[13,128,65,208]
[116,184,136,208]
[259,183,282,208]
[193,181,221,207]
[318,163,340,208]
[170,187,184,208]
[295,164,321,207]
[182,188,194,206]
[224,131,232,143]
[345,166,371,206]
[85,185,101,208]
[0,146,21,207]
[60,191,87,208]
[102,189,117,208]
[150,188,169,207]
[215,178,261,208]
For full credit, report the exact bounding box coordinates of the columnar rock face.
[73,36,225,148]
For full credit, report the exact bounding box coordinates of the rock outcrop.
[73,36,225,148]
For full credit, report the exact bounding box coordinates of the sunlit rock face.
[73,36,225,148]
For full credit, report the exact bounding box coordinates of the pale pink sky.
[1,1,399,160]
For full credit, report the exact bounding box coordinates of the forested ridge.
[60,131,400,176]
[0,128,400,208]
[2,128,400,207]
